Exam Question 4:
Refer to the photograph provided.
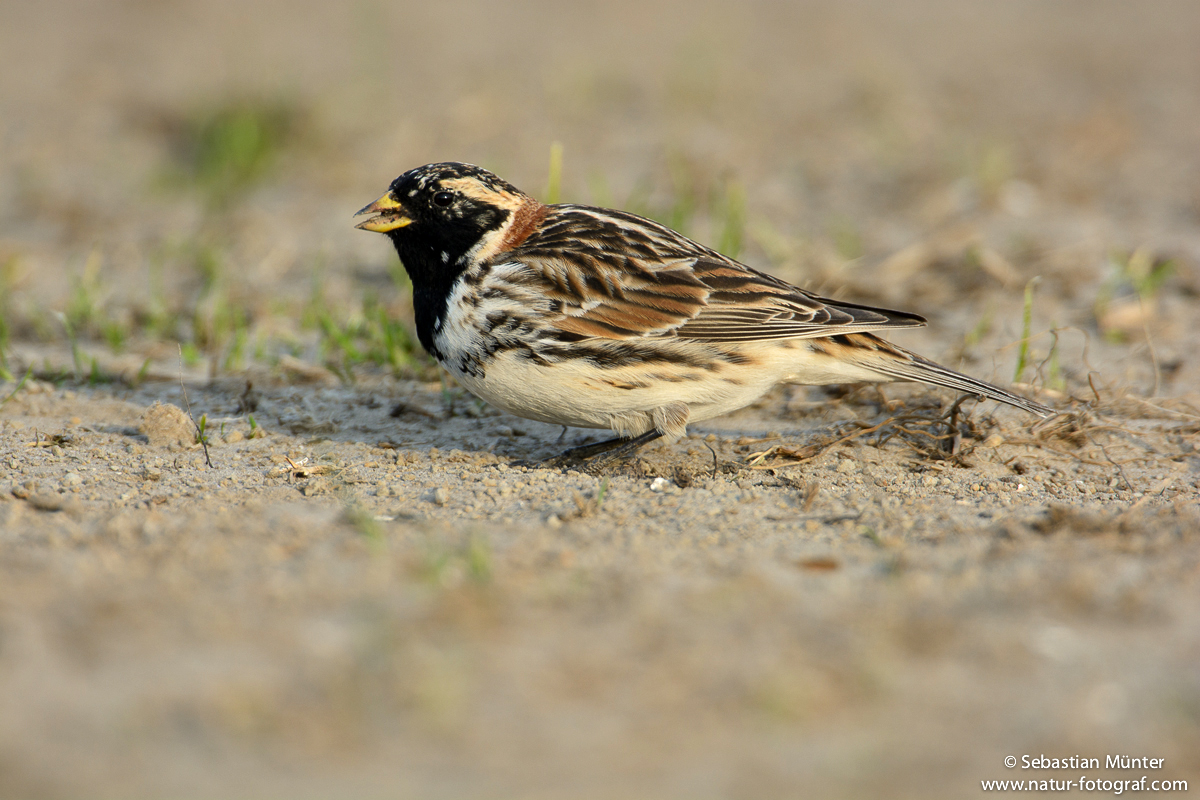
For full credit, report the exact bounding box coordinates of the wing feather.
[497,205,926,343]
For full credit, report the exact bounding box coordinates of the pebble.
[27,493,66,512]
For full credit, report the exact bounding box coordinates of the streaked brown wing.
[501,206,927,343]
[670,259,926,341]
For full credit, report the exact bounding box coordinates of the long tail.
[845,334,1057,417]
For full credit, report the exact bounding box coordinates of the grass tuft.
[1122,247,1175,299]
[465,535,492,584]
[716,181,746,260]
[595,477,609,510]
[66,248,106,338]
[195,413,210,447]
[0,367,32,408]
[306,285,424,381]
[1013,276,1040,384]
[963,306,994,351]
[167,97,301,207]
[1094,247,1175,343]
[421,533,493,588]
[344,502,384,545]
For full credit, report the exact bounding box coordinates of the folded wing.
[499,205,926,344]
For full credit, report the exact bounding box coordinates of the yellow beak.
[354,192,413,233]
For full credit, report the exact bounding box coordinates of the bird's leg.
[544,429,663,467]
[586,430,664,467]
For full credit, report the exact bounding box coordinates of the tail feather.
[867,346,1056,417]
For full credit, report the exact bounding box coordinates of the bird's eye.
[432,191,454,207]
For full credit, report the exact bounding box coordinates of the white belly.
[438,342,786,436]
[430,272,899,436]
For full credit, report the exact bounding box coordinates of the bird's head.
[355,162,544,284]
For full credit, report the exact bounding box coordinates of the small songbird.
[356,162,1053,460]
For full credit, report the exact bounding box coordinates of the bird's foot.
[528,430,664,471]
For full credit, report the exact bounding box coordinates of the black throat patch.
[386,203,512,358]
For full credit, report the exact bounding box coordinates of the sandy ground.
[2,1,1200,798]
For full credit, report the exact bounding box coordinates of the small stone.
[650,477,670,492]
[837,459,856,474]
[27,493,65,512]
[982,434,1005,448]
[62,472,82,487]
[224,430,244,444]
[140,402,195,448]
[432,487,449,505]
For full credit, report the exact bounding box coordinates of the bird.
[356,162,1054,462]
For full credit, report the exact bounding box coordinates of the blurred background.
[3,0,1198,388]
[2,2,1199,798]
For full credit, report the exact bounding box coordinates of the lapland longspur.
[357,162,1053,457]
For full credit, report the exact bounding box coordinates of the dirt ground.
[2,1,1199,798]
